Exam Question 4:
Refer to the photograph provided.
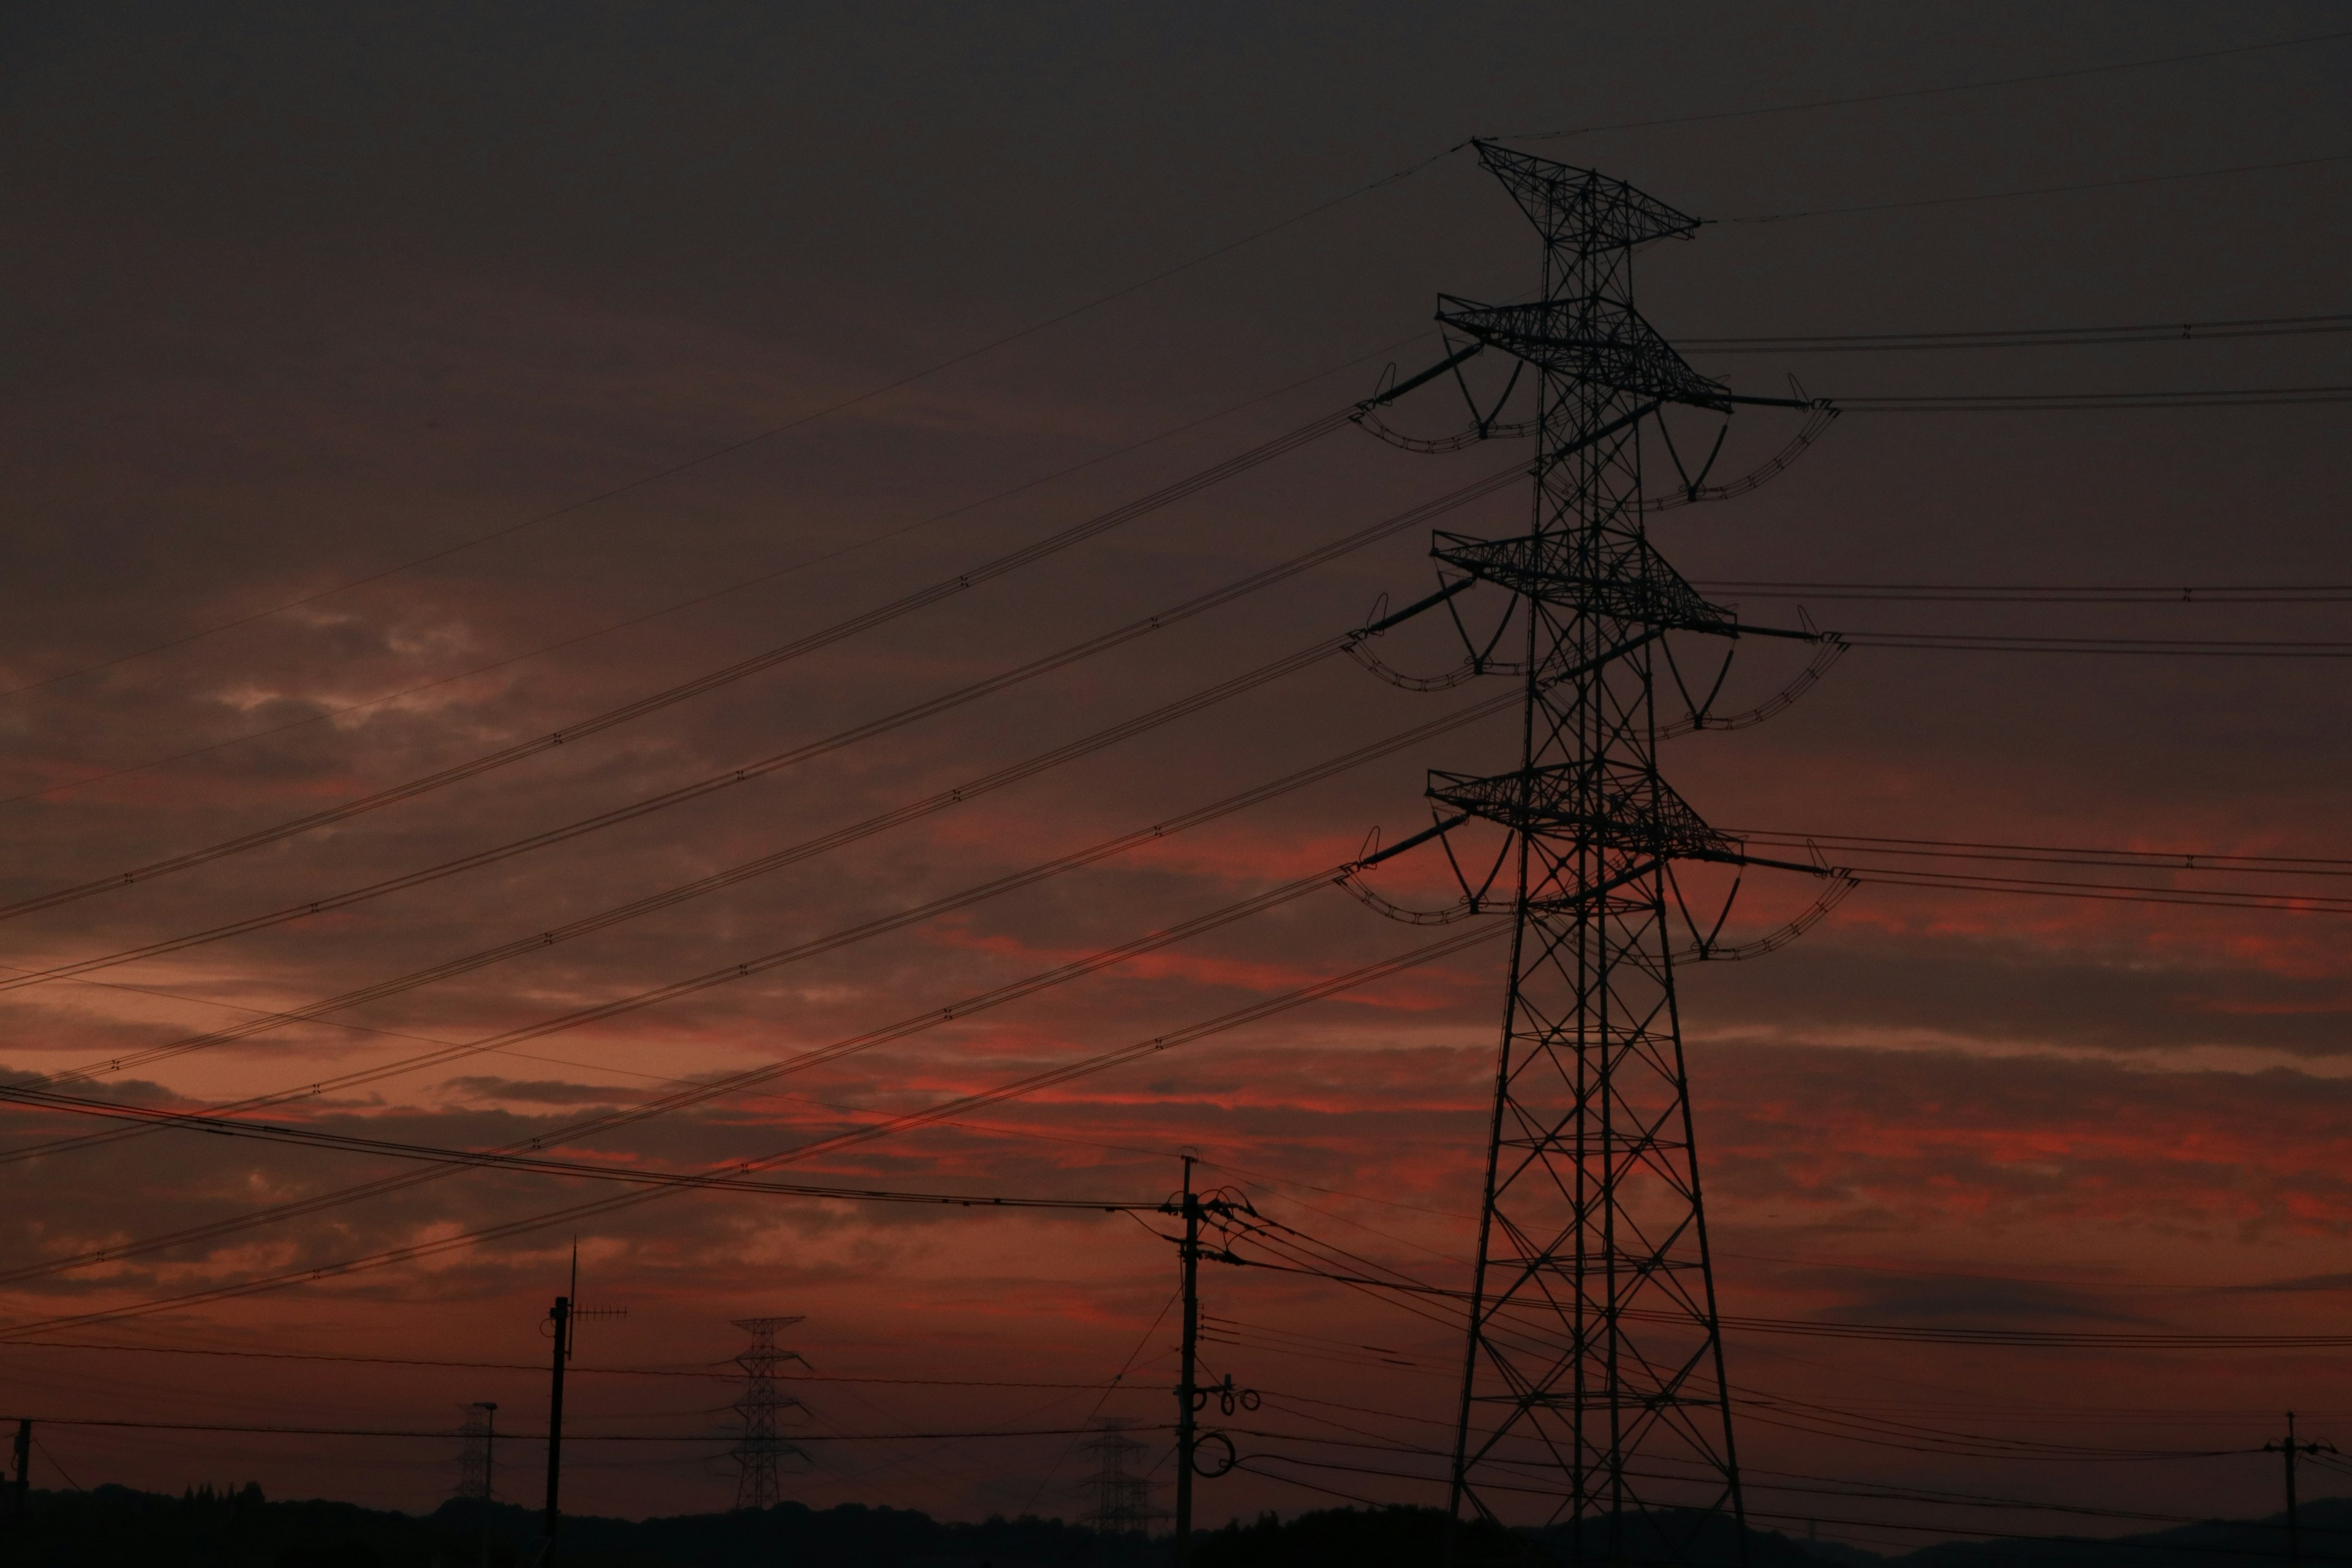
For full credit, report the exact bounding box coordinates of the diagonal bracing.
[1364,141,1840,1564]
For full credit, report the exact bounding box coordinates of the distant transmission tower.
[453,1401,497,1502]
[1077,1419,1169,1537]
[729,1316,809,1510]
[1360,141,1841,1559]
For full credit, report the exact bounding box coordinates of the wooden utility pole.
[2264,1410,2336,1568]
[1174,1153,1201,1566]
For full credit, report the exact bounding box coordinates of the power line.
[6,685,1518,1173]
[0,926,1503,1338]
[7,466,1523,1012]
[1683,311,2352,353]
[1216,1252,2352,1349]
[1,1415,1165,1442]
[0,148,1482,705]
[1246,1371,2260,1481]
[0,864,1358,1284]
[1221,1420,2242,1521]
[1847,870,2352,915]
[1725,152,2352,224]
[0,331,1436,794]
[1196,1232,2318,1477]
[1702,578,2352,602]
[1740,829,2352,877]
[24,813,2340,1309]
[0,404,1361,925]
[0,1080,1180,1212]
[1,638,1344,998]
[0,1337,1120,1389]
[0,1084,1177,1211]
[16,23,2346,703]
[1842,630,2352,655]
[1834,383,2352,411]
[1499,26,2352,143]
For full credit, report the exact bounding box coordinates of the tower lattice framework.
[729,1315,808,1510]
[1419,141,1819,1558]
[453,1404,494,1503]
[1076,1419,1169,1536]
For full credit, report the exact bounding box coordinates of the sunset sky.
[4,2,2352,1550]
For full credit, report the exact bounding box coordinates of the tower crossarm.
[1436,295,1728,409]
[1432,529,1737,635]
[1428,765,1734,862]
[1471,140,1703,254]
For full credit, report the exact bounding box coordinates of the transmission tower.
[729,1316,809,1510]
[1077,1418,1169,1537]
[1361,141,1838,1559]
[453,1401,497,1502]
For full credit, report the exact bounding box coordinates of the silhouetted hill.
[4,1487,1163,1567]
[1837,1493,2352,1568]
[9,1487,2349,1567]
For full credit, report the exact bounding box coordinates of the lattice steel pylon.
[1365,141,1838,1562]
[1077,1418,1169,1537]
[729,1316,808,1510]
[453,1401,496,1502]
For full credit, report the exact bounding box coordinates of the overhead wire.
[0,924,1505,1337]
[0,1415,1162,1443]
[1215,1413,2256,1564]
[1190,1223,2309,1512]
[0,683,1521,1171]
[1681,311,2352,353]
[0,404,1362,924]
[0,639,1333,997]
[5,464,1526,1010]
[15,26,2347,710]
[1845,870,2352,914]
[1499,26,2352,143]
[1211,1252,2352,1349]
[17,32,2348,714]
[0,1333,1157,1401]
[1213,1417,2236,1527]
[0,1084,1172,1212]
[28,813,2329,1350]
[0,138,1485,706]
[1740,829,2352,878]
[1839,630,2352,655]
[0,330,1441,805]
[1725,152,2352,225]
[0,863,1374,1285]
[1020,1281,1186,1513]
[1702,578,2352,603]
[1834,385,2352,412]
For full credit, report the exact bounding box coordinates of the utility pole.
[1174,1153,1202,1564]
[1357,140,1837,1561]
[543,1292,569,1548]
[542,1242,625,1556]
[2265,1411,2336,1567]
[11,1419,26,1510]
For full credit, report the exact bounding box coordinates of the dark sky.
[1,1,2349,1542]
